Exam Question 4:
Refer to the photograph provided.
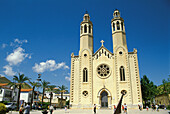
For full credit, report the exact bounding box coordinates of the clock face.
[97,64,111,78]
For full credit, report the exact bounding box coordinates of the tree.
[47,85,56,106]
[8,73,29,111]
[141,75,158,107]
[58,85,68,108]
[29,81,41,110]
[41,80,50,107]
[158,75,170,94]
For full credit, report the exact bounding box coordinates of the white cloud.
[65,73,70,81]
[6,47,30,65]
[28,55,32,59]
[14,38,28,44]
[3,65,16,76]
[65,76,70,81]
[10,38,28,47]
[2,38,30,77]
[32,60,69,73]
[2,43,7,48]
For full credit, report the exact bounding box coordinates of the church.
[70,9,142,109]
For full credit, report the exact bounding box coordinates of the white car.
[5,102,17,110]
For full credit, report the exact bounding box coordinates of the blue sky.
[0,0,169,91]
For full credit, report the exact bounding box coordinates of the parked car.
[5,102,17,110]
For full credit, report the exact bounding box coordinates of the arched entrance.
[100,91,108,107]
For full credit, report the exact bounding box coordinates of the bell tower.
[80,12,93,53]
[111,9,127,52]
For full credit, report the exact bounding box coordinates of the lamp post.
[36,74,41,108]
[37,74,41,82]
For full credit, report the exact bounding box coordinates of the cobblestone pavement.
[7,109,169,114]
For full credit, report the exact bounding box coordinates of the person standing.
[122,105,124,112]
[156,104,159,112]
[24,103,31,114]
[65,106,67,112]
[146,105,149,111]
[94,104,96,114]
[138,104,141,111]
[19,104,24,114]
[113,105,116,113]
[151,104,155,111]
[49,105,54,114]
[124,103,127,114]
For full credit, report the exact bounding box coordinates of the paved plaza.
[7,109,169,114]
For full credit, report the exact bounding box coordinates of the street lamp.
[37,74,41,82]
[35,74,41,106]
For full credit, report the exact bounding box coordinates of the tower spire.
[111,9,127,52]
[79,12,93,53]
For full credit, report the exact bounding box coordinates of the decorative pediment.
[93,46,113,59]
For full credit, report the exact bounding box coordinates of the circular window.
[119,51,123,55]
[82,91,88,97]
[84,54,87,57]
[97,64,111,78]
[121,90,127,95]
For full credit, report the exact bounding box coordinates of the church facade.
[70,9,142,109]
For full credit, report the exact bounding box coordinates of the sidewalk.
[7,109,169,114]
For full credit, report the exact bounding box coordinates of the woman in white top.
[49,105,54,114]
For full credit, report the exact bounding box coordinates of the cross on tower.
[100,40,104,46]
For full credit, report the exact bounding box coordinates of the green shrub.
[166,105,170,110]
[2,101,9,105]
[0,103,7,114]
[38,102,50,109]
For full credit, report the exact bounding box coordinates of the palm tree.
[47,85,56,106]
[41,80,50,107]
[8,73,30,111]
[29,81,41,110]
[58,85,68,108]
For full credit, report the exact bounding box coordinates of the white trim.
[97,88,112,97]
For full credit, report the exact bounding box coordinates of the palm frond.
[41,80,50,89]
[47,85,56,91]
[13,76,19,82]
[8,82,15,87]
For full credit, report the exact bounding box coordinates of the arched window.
[113,23,115,31]
[117,21,120,30]
[121,22,123,30]
[84,24,87,33]
[89,25,91,33]
[105,51,106,56]
[83,68,88,82]
[96,54,98,59]
[81,26,83,34]
[99,52,101,56]
[120,66,125,81]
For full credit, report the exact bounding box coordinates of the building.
[155,94,170,106]
[70,9,142,109]
[0,75,33,104]
[0,76,13,102]
[19,83,33,103]
[43,89,70,105]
